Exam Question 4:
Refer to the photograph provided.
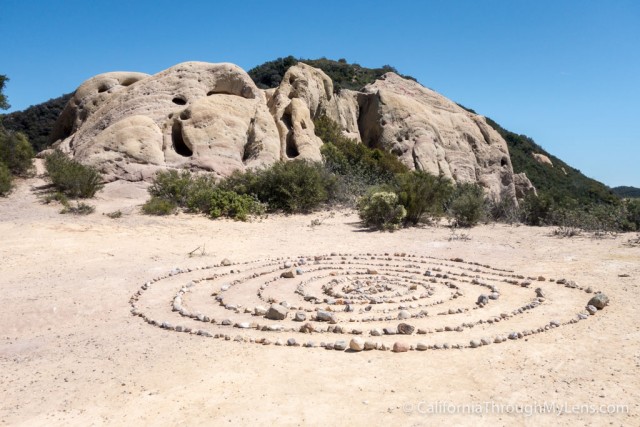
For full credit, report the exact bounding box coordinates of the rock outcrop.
[514,172,537,198]
[51,61,520,200]
[532,153,553,167]
[358,73,515,201]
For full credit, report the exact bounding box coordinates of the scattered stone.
[383,327,397,335]
[300,323,315,333]
[220,258,232,266]
[508,332,519,340]
[349,337,365,352]
[334,340,347,351]
[586,305,598,315]
[280,270,295,279]
[315,310,337,323]
[287,338,298,347]
[470,339,482,348]
[588,293,609,309]
[392,342,409,353]
[265,304,288,320]
[416,342,428,351]
[254,306,268,316]
[370,328,383,337]
[477,294,489,305]
[585,286,593,293]
[294,311,306,322]
[480,337,491,346]
[397,310,411,320]
[284,260,293,268]
[397,323,415,335]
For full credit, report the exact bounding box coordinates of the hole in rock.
[172,96,187,105]
[501,157,508,167]
[286,136,299,159]
[171,121,192,157]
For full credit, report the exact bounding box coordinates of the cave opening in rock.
[171,121,192,157]
[172,96,187,105]
[501,157,508,167]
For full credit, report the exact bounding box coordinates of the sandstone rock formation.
[52,61,520,201]
[53,62,280,181]
[514,172,537,198]
[358,73,516,201]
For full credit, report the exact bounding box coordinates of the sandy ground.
[1,171,639,427]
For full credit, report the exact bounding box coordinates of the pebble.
[315,310,337,323]
[416,342,428,351]
[392,342,409,353]
[265,304,288,320]
[477,294,489,305]
[364,340,377,350]
[220,258,232,266]
[470,339,482,348]
[254,306,267,316]
[370,328,383,337]
[349,337,365,352]
[280,270,295,279]
[294,311,306,322]
[397,323,415,335]
[586,305,598,315]
[397,310,411,320]
[334,340,347,351]
[587,293,609,309]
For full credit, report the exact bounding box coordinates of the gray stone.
[477,294,489,305]
[315,310,337,323]
[280,270,295,279]
[586,305,598,315]
[265,304,288,320]
[588,293,609,309]
[416,342,428,351]
[364,340,377,350]
[370,328,383,337]
[470,339,482,348]
[397,323,415,335]
[334,340,347,351]
[220,258,232,266]
[254,305,268,316]
[294,311,306,322]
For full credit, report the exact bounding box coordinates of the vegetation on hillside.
[0,93,72,152]
[248,56,416,92]
[612,186,640,199]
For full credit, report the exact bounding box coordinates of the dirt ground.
[1,172,639,427]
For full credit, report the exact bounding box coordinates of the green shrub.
[317,115,407,188]
[224,160,335,213]
[207,189,265,221]
[44,150,103,198]
[0,162,11,196]
[448,183,486,227]
[142,197,177,215]
[148,169,192,205]
[43,191,69,206]
[394,171,453,225]
[0,131,34,176]
[486,191,520,224]
[519,193,554,226]
[357,191,406,231]
[60,202,95,215]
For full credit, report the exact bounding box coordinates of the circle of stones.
[129,252,596,353]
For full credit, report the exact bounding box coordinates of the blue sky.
[2,0,638,186]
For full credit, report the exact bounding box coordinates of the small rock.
[265,304,288,320]
[280,270,295,279]
[383,327,397,335]
[397,310,411,320]
[287,338,298,346]
[508,332,519,340]
[480,337,492,346]
[364,340,377,350]
[416,342,428,351]
[397,323,415,335]
[300,322,315,333]
[370,328,383,336]
[535,288,545,298]
[586,305,598,315]
[334,340,347,351]
[294,311,306,322]
[349,337,365,351]
[254,306,267,316]
[587,293,609,309]
[284,260,293,268]
[315,310,337,323]
[477,294,489,305]
[585,286,593,293]
[220,258,232,266]
[470,339,482,348]
[392,342,409,353]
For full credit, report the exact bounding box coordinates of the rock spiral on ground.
[129,253,602,353]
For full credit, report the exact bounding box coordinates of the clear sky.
[2,0,638,187]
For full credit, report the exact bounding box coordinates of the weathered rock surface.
[514,172,537,198]
[532,153,553,167]
[358,73,516,201]
[52,61,519,198]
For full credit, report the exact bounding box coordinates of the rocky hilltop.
[51,61,520,201]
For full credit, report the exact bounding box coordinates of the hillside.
[0,58,620,207]
[0,93,72,152]
[248,56,417,92]
[612,186,640,198]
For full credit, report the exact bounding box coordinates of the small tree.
[395,171,453,225]
[0,75,10,110]
[358,191,407,230]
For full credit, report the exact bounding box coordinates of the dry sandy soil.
[1,170,639,427]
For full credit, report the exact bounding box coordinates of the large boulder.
[358,73,516,201]
[53,62,280,181]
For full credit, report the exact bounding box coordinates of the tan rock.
[53,62,280,181]
[358,73,516,201]
[532,153,553,167]
[514,172,537,198]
